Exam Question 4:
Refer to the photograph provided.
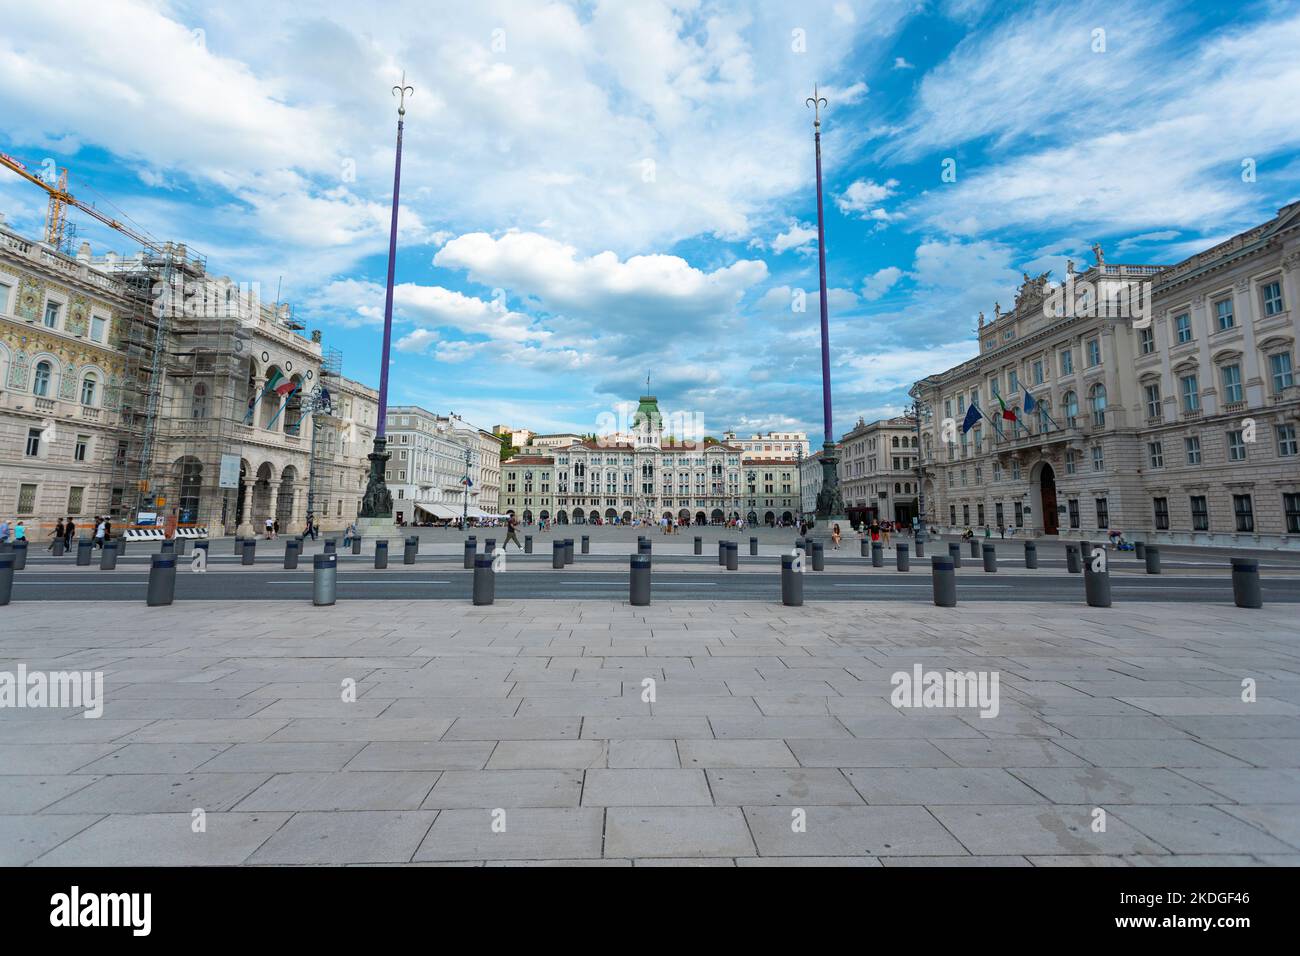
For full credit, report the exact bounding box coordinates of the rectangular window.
[1032,360,1044,385]
[43,301,60,328]
[1180,374,1200,412]
[977,503,985,526]
[1285,493,1300,534]
[1060,349,1073,375]
[67,486,84,515]
[1091,446,1104,472]
[1233,494,1254,532]
[1175,313,1192,343]
[75,435,88,462]
[995,503,1004,527]
[1139,327,1155,355]
[1008,370,1019,393]
[1221,364,1243,404]
[1215,297,1234,331]
[1013,501,1023,527]
[1065,450,1077,475]
[0,280,12,314]
[1227,430,1246,462]
[950,505,957,526]
[17,483,37,513]
[1270,352,1294,394]
[1262,280,1285,316]
[1278,424,1298,458]
[1190,495,1209,531]
[25,427,41,457]
[1148,441,1163,468]
[90,313,106,342]
[1095,497,1109,529]
[1185,436,1202,465]
[1011,459,1021,481]
[1086,339,1101,367]
[1068,499,1080,529]
[1144,383,1161,420]
[1153,497,1169,530]
[962,504,970,525]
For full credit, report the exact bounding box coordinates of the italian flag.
[996,393,1017,421]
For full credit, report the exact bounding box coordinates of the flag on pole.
[961,403,980,434]
[1022,388,1037,414]
[244,368,288,423]
[996,393,1017,422]
[265,382,300,430]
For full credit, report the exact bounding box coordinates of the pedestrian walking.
[94,517,107,549]
[0,518,9,543]
[49,519,64,551]
[504,514,521,550]
[13,520,25,541]
[63,518,76,550]
[264,517,275,540]
[882,521,891,548]
[870,520,880,544]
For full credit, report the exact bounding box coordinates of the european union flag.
[961,403,981,434]
[1022,388,1037,414]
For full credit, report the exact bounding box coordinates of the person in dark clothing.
[63,518,76,550]
[49,520,64,551]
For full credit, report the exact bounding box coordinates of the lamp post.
[905,396,932,543]
[806,86,846,527]
[359,73,413,528]
[461,445,473,530]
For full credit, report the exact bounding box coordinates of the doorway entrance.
[1039,462,1059,535]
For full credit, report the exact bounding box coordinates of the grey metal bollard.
[52,538,65,557]
[564,538,574,565]
[375,540,389,569]
[234,536,243,556]
[718,540,725,566]
[861,537,869,558]
[1135,541,1146,560]
[1066,545,1081,574]
[931,557,956,607]
[146,554,176,606]
[464,540,475,569]
[324,539,337,555]
[1084,555,1112,607]
[404,536,418,565]
[160,540,175,557]
[694,536,702,555]
[872,542,883,568]
[473,554,495,606]
[0,554,12,606]
[0,540,10,554]
[484,538,496,554]
[12,540,27,571]
[174,537,189,556]
[781,553,803,607]
[1024,541,1038,569]
[313,552,337,606]
[76,539,92,566]
[284,539,300,570]
[351,536,362,555]
[581,535,590,554]
[194,540,209,563]
[99,541,118,570]
[630,553,651,606]
[795,537,806,554]
[948,542,962,569]
[1079,540,1093,561]
[983,544,997,573]
[242,539,256,565]
[750,536,758,557]
[915,538,924,558]
[553,540,565,569]
[117,537,127,556]
[1231,558,1262,609]
[896,543,909,572]
[524,534,533,554]
[725,541,738,571]
[1145,545,1161,575]
[970,539,980,559]
[811,541,825,572]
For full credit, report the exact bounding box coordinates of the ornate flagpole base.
[356,436,396,536]
[807,442,849,540]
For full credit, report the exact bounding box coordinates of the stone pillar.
[266,480,281,532]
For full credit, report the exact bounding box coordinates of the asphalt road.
[8,552,1300,603]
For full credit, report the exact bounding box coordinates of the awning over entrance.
[415,503,461,520]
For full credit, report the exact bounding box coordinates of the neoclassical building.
[1,218,378,536]
[501,394,744,525]
[839,415,920,527]
[912,201,1299,547]
[385,406,502,523]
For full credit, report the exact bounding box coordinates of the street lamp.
[904,397,933,543]
[461,445,474,530]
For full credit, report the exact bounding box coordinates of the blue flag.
[1022,388,1037,414]
[961,403,980,434]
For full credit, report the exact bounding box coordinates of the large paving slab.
[2,599,1297,865]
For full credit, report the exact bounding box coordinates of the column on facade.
[265,480,280,528]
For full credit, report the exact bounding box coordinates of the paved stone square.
[1,599,1298,866]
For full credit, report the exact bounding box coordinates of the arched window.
[192,382,209,418]
[33,360,52,397]
[1090,384,1107,427]
[1063,390,1078,428]
[80,372,98,406]
[891,436,899,447]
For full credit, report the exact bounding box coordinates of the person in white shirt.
[94,519,106,549]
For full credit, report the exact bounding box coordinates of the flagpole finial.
[805,84,827,127]
[393,70,414,116]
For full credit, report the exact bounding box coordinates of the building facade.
[385,408,502,522]
[799,449,823,519]
[741,458,799,525]
[838,415,919,527]
[0,218,378,537]
[501,394,744,525]
[723,429,810,462]
[913,202,1300,547]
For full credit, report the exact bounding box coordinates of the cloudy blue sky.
[2,0,1298,440]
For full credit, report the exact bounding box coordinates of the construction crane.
[0,151,164,253]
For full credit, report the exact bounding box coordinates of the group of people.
[0,516,113,551]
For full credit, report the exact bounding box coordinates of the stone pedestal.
[356,516,396,539]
